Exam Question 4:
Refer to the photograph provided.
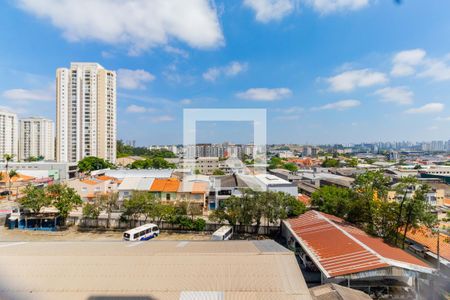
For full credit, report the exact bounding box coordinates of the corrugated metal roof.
[285,211,434,278]
[118,177,155,191]
[0,241,312,300]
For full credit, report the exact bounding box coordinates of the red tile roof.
[405,227,450,262]
[286,210,433,278]
[298,194,311,206]
[150,178,180,192]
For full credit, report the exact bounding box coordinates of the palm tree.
[3,154,15,201]
[8,169,18,201]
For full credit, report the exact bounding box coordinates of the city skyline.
[0,1,450,145]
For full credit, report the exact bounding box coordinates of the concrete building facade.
[19,117,54,161]
[0,109,18,161]
[56,62,116,163]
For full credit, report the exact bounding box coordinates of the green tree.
[82,203,101,219]
[212,169,225,175]
[400,185,437,248]
[77,156,113,173]
[121,191,150,225]
[393,176,419,245]
[7,169,18,200]
[47,184,82,221]
[312,186,354,218]
[321,157,340,168]
[352,170,391,234]
[3,154,15,201]
[283,162,298,172]
[129,157,176,169]
[19,185,51,213]
[347,158,359,167]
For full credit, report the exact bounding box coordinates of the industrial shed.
[282,211,435,298]
[0,240,312,300]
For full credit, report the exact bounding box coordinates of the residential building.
[56,62,116,163]
[0,162,77,182]
[0,109,18,161]
[66,176,118,202]
[19,117,54,161]
[117,177,155,205]
[149,178,180,202]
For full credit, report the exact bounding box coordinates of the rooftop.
[0,240,312,300]
[104,169,173,179]
[285,211,433,278]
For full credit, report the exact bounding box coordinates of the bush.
[193,218,206,231]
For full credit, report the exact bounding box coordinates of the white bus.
[211,225,233,241]
[123,223,160,241]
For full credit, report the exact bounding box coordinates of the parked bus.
[211,225,233,241]
[123,223,160,241]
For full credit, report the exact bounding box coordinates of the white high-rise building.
[19,117,55,161]
[0,110,18,161]
[56,63,116,163]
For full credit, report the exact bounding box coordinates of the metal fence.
[66,216,281,235]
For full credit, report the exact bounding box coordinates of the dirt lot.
[0,226,212,242]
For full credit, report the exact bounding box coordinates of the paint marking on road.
[0,242,28,248]
[126,241,144,247]
[176,241,189,248]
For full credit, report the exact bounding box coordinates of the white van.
[211,225,233,241]
[123,223,160,241]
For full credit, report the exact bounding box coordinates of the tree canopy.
[20,183,82,221]
[129,157,176,169]
[209,190,306,232]
[268,157,298,172]
[77,156,114,173]
[311,171,437,246]
[117,140,176,159]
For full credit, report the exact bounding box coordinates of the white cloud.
[374,86,413,105]
[307,0,369,14]
[2,88,53,101]
[244,0,295,23]
[277,106,304,114]
[117,69,155,90]
[419,59,450,81]
[126,104,155,113]
[312,99,360,111]
[164,46,189,58]
[180,98,192,105]
[202,68,221,82]
[276,114,301,121]
[391,49,426,77]
[236,87,292,101]
[405,102,444,114]
[203,61,248,82]
[435,116,450,121]
[327,69,388,92]
[17,0,224,54]
[152,115,174,123]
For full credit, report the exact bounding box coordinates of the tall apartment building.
[56,63,116,163]
[19,117,55,161]
[0,109,18,161]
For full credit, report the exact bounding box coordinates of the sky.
[0,0,450,146]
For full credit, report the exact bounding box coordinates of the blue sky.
[1,0,450,145]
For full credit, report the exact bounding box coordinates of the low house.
[282,211,434,298]
[150,178,180,202]
[66,176,118,202]
[177,175,211,211]
[117,177,155,204]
